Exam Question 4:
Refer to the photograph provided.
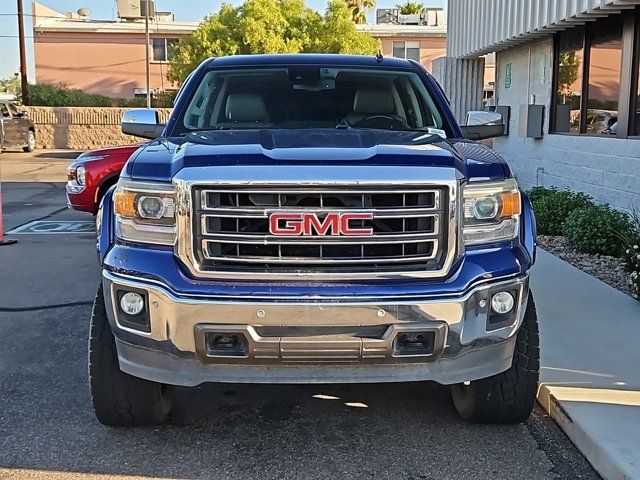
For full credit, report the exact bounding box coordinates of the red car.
[66,144,142,213]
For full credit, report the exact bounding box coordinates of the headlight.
[76,165,86,186]
[462,178,521,246]
[113,178,176,245]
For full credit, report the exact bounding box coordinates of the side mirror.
[19,111,28,118]
[121,109,165,139]
[460,110,506,141]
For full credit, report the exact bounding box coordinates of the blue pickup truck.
[90,54,538,426]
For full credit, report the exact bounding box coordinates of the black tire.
[451,293,540,424]
[88,283,172,426]
[23,130,35,152]
[93,176,119,215]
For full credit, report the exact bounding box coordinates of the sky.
[0,0,446,81]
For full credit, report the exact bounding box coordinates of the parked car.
[585,109,618,135]
[91,54,537,427]
[0,100,35,152]
[66,144,142,214]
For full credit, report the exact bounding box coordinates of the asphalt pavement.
[0,152,600,480]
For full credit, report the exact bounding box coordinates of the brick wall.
[492,40,640,213]
[24,107,172,150]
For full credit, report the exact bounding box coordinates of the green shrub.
[562,205,634,256]
[527,186,556,205]
[529,188,594,235]
[28,83,177,108]
[29,83,113,107]
[621,208,640,298]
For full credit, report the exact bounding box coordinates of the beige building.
[356,22,447,71]
[32,2,199,99]
[32,2,460,99]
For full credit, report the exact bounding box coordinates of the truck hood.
[125,129,510,182]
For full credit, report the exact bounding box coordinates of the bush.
[29,83,113,107]
[527,186,556,205]
[529,187,594,235]
[28,83,177,108]
[562,205,634,257]
[621,209,640,298]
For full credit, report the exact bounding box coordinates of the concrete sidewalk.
[533,250,640,480]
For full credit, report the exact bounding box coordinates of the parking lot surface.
[0,153,600,479]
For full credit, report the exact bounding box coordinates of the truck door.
[0,102,20,147]
[7,102,27,145]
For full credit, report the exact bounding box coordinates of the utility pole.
[144,0,151,109]
[17,0,29,105]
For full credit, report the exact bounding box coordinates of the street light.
[144,0,151,109]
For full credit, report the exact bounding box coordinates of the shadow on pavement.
[0,305,559,480]
[33,151,83,160]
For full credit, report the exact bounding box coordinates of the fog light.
[491,291,515,315]
[205,332,248,357]
[393,331,435,356]
[120,292,144,316]
[212,334,241,349]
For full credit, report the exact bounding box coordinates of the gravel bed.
[537,235,637,299]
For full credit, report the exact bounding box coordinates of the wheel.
[94,177,119,215]
[88,283,173,426]
[451,293,540,424]
[23,130,35,152]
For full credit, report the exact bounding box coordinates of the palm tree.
[396,1,423,15]
[345,0,374,24]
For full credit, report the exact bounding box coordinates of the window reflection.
[635,68,640,136]
[586,16,622,135]
[554,27,584,133]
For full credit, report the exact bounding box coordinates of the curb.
[537,384,637,480]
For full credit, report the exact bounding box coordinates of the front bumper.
[103,270,530,386]
[65,183,95,213]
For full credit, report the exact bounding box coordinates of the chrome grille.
[191,187,449,274]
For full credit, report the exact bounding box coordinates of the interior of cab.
[180,67,445,134]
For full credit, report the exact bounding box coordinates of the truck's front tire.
[23,130,36,152]
[88,283,172,426]
[451,293,539,424]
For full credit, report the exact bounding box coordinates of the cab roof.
[206,54,417,69]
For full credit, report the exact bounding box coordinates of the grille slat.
[192,187,448,274]
[200,208,440,218]
[202,233,439,245]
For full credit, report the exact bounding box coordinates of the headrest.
[353,88,394,115]
[225,94,268,122]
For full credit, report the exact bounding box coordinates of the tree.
[557,52,581,105]
[0,76,21,97]
[168,0,379,84]
[344,0,374,24]
[396,1,423,15]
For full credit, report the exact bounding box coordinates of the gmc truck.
[90,54,539,426]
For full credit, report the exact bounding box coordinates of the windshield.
[176,66,446,136]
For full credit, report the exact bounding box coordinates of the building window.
[392,41,420,62]
[586,17,623,135]
[554,27,585,134]
[553,15,627,136]
[634,12,640,136]
[152,38,178,62]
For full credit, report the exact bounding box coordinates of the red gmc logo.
[269,212,374,236]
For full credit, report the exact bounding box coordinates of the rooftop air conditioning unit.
[117,0,155,19]
[376,9,398,24]
[398,13,421,25]
[155,11,174,22]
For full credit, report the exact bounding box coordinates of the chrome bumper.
[102,270,530,386]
